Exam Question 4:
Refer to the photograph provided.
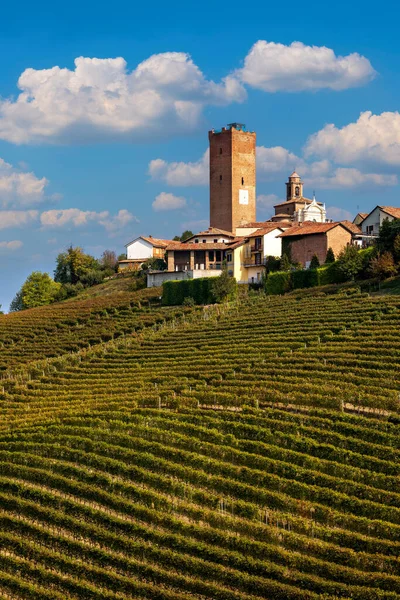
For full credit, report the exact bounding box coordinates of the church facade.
[271,172,326,225]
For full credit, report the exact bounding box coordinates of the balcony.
[242,257,267,268]
[250,244,262,253]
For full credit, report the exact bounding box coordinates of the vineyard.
[0,284,400,598]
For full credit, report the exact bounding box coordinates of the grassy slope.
[0,282,399,599]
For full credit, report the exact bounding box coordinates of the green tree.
[54,246,101,285]
[309,254,320,269]
[280,253,291,272]
[325,247,335,264]
[211,269,237,303]
[11,272,61,311]
[336,245,363,281]
[9,290,23,312]
[141,257,167,271]
[377,218,400,255]
[393,234,400,262]
[0,305,3,315]
[369,252,398,280]
[173,230,194,242]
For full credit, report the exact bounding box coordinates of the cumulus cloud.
[0,54,246,144]
[152,192,187,212]
[257,146,300,177]
[0,240,23,250]
[40,208,136,231]
[0,159,48,207]
[305,165,397,188]
[149,149,209,186]
[305,111,400,166]
[237,41,376,92]
[0,209,39,230]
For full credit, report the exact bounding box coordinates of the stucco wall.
[362,208,394,235]
[126,238,153,260]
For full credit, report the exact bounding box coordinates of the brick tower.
[209,123,256,234]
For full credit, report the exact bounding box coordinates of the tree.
[0,305,3,315]
[369,252,398,280]
[325,247,335,264]
[100,250,118,272]
[280,253,291,272]
[211,269,237,303]
[141,257,167,271]
[336,245,363,281]
[393,235,400,262]
[377,218,400,255]
[10,272,61,311]
[173,230,194,242]
[309,254,320,269]
[54,246,100,285]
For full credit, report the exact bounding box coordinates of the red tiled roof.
[141,236,173,247]
[165,242,229,251]
[247,225,284,237]
[380,206,400,219]
[340,220,361,234]
[278,222,340,237]
[185,227,234,239]
[273,197,323,208]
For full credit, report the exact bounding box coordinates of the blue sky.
[0,0,399,310]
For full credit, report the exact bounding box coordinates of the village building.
[271,172,326,224]
[278,221,360,267]
[119,236,173,271]
[226,224,285,283]
[209,123,256,234]
[358,206,400,237]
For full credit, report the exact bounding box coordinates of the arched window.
[295,186,300,196]
[241,177,244,185]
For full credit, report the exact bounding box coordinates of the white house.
[119,236,172,270]
[360,206,400,237]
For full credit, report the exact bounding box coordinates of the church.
[123,122,360,283]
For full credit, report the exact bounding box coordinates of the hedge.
[265,263,344,295]
[162,278,214,306]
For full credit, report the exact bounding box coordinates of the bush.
[292,269,319,290]
[325,247,335,264]
[265,271,292,295]
[182,296,195,307]
[369,252,398,280]
[309,254,320,269]
[210,270,237,303]
[316,263,342,286]
[162,278,216,306]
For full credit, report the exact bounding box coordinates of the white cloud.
[152,192,187,212]
[0,54,246,144]
[0,158,48,207]
[237,41,376,92]
[0,209,39,230]
[305,111,400,166]
[327,206,353,221]
[149,149,209,186]
[257,146,300,177]
[0,240,23,250]
[40,208,137,230]
[305,165,397,188]
[257,194,279,210]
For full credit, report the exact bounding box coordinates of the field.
[0,285,399,599]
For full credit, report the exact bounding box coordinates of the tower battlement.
[209,124,256,234]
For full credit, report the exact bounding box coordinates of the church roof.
[273,197,323,208]
[289,171,301,178]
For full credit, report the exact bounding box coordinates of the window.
[241,177,244,185]
[227,253,232,262]
[202,239,206,243]
[214,239,218,243]
[209,251,215,261]
[219,148,222,154]
[366,225,373,234]
[216,251,221,261]
[195,238,199,243]
[219,175,222,181]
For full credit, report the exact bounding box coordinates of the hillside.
[0,285,399,599]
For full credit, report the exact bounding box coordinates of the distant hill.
[0,284,399,599]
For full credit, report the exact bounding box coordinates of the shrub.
[325,247,335,264]
[309,254,320,269]
[182,296,195,307]
[265,271,291,295]
[369,251,398,280]
[210,270,237,303]
[292,269,319,290]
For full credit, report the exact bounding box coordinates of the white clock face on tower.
[239,189,248,205]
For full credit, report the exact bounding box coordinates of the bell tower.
[209,123,256,233]
[286,171,304,201]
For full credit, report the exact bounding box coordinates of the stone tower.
[286,171,304,200]
[209,123,256,233]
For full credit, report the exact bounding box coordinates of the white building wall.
[126,238,153,260]
[263,230,282,257]
[361,207,394,236]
